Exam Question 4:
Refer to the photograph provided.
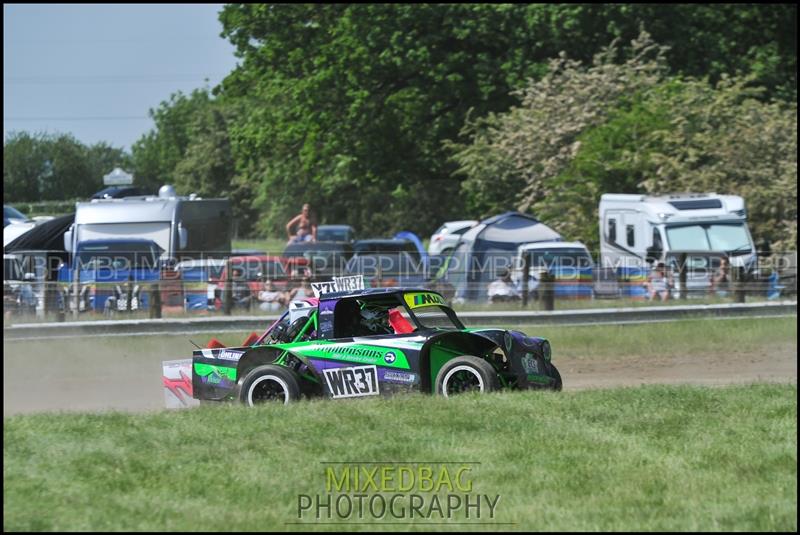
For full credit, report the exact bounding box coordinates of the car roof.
[284,241,352,250]
[78,238,158,245]
[442,220,478,228]
[318,224,353,230]
[229,255,286,262]
[319,286,442,301]
[175,259,226,268]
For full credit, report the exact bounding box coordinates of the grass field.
[3,384,796,531]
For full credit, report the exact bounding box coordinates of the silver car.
[427,220,477,255]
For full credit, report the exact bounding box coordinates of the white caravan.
[64,185,232,261]
[599,193,756,292]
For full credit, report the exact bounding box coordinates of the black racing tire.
[238,365,302,406]
[547,362,563,391]
[435,355,500,397]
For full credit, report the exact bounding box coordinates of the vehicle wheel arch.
[419,331,500,394]
[237,347,323,398]
[236,347,283,384]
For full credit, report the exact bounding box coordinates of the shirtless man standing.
[286,203,318,244]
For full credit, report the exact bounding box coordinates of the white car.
[428,220,478,255]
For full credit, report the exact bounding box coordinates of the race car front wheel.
[435,356,500,397]
[547,362,563,391]
[239,365,301,406]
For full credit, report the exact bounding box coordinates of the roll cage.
[255,289,462,347]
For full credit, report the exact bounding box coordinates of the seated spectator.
[645,261,673,301]
[711,256,731,297]
[288,277,314,301]
[232,267,253,308]
[257,279,286,312]
[488,269,521,304]
[286,203,318,245]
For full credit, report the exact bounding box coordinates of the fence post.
[733,266,747,303]
[541,270,555,311]
[124,271,132,313]
[223,259,233,316]
[678,253,688,300]
[71,263,79,319]
[521,254,530,308]
[150,280,162,319]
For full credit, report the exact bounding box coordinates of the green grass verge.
[506,315,797,360]
[233,237,292,255]
[4,384,796,531]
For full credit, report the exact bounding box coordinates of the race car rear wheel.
[547,362,563,391]
[435,356,500,397]
[239,365,301,406]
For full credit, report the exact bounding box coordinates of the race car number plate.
[323,365,380,399]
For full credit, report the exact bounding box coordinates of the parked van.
[512,241,594,299]
[64,185,232,262]
[57,238,164,313]
[599,193,757,295]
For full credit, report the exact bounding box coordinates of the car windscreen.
[347,253,424,276]
[354,241,420,259]
[666,223,752,254]
[4,206,28,221]
[76,242,163,269]
[317,227,351,242]
[407,304,461,330]
[526,248,594,269]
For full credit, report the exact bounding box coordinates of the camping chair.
[767,271,786,300]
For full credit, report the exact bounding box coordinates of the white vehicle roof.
[3,221,37,247]
[439,220,478,231]
[518,241,589,252]
[600,193,746,223]
[175,258,226,269]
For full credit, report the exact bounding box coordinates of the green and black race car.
[171,287,561,406]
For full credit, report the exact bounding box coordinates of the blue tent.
[440,212,562,301]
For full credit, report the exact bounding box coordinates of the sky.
[3,3,239,151]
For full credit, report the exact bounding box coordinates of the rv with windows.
[64,185,232,263]
[599,193,757,294]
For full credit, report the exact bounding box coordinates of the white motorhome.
[64,185,232,261]
[599,193,757,291]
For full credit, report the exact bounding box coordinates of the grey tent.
[442,212,562,301]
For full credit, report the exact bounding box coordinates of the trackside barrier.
[3,301,795,340]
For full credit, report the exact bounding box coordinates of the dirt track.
[3,329,796,416]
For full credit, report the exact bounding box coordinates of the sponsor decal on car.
[520,353,539,375]
[217,349,245,361]
[382,371,417,384]
[294,343,412,369]
[404,291,445,309]
[323,365,380,399]
[194,363,237,382]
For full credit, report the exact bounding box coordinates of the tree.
[217,4,573,236]
[4,132,129,202]
[449,32,670,246]
[450,32,797,251]
[131,89,214,193]
[3,132,48,202]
